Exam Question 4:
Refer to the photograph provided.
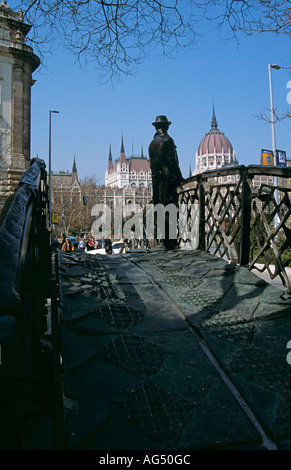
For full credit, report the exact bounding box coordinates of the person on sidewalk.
[78,238,86,252]
[105,239,112,254]
[87,237,95,251]
[61,237,75,252]
[119,237,129,254]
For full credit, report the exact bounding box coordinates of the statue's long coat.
[148,131,183,206]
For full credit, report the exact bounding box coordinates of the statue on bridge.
[148,115,184,249]
[149,115,183,206]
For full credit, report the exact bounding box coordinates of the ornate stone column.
[0,1,40,210]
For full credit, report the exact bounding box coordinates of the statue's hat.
[152,115,172,127]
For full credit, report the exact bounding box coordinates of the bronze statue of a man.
[148,115,184,249]
[148,115,183,206]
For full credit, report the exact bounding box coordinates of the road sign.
[52,212,59,224]
[277,150,286,167]
[261,149,274,166]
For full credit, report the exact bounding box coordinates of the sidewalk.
[57,248,291,450]
[252,263,291,292]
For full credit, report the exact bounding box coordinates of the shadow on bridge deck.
[54,248,291,451]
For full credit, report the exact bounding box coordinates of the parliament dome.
[198,113,233,155]
[194,106,237,175]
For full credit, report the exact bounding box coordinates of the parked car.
[87,241,124,255]
[68,236,79,250]
[111,242,124,253]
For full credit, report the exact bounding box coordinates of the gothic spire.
[211,103,218,130]
[120,134,126,165]
[107,143,113,172]
[72,155,78,184]
[72,155,77,173]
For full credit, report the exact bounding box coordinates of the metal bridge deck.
[56,248,291,450]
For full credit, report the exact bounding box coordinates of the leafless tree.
[256,108,291,124]
[200,0,291,39]
[13,0,201,81]
[52,184,83,236]
[79,174,100,234]
[202,0,291,122]
[11,1,291,81]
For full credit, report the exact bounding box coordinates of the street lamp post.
[268,63,280,162]
[48,110,59,230]
[268,63,280,229]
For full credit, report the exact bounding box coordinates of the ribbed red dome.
[197,108,233,155]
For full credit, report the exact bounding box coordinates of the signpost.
[277,150,286,167]
[261,149,274,166]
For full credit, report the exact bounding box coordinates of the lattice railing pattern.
[204,178,242,261]
[178,165,291,295]
[249,182,291,291]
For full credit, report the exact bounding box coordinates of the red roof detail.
[198,130,233,156]
[129,158,150,172]
[112,156,150,173]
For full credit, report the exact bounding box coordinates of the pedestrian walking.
[87,238,95,251]
[61,237,75,252]
[105,239,112,254]
[119,238,128,254]
[78,238,86,252]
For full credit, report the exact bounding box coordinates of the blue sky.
[19,8,291,184]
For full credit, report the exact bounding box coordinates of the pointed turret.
[72,155,78,183]
[72,155,77,173]
[211,104,218,130]
[107,144,113,172]
[120,135,126,165]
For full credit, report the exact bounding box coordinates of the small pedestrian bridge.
[0,158,290,450]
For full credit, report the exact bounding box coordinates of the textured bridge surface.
[57,248,291,450]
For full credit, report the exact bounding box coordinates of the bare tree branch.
[200,0,291,39]
[12,0,200,81]
[10,0,291,81]
[256,108,291,123]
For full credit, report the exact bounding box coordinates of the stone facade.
[51,156,82,212]
[51,156,79,191]
[92,184,152,210]
[0,1,40,210]
[105,137,152,192]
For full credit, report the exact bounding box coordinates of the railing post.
[239,167,252,266]
[198,176,206,251]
